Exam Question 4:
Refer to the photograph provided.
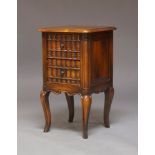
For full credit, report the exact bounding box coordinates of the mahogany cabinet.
[38,26,116,139]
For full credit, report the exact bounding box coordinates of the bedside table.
[38,26,116,139]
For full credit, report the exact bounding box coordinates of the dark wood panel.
[90,31,113,87]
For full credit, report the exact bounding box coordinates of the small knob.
[60,43,64,48]
[60,69,66,76]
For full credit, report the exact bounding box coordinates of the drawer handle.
[60,43,64,48]
[60,69,66,76]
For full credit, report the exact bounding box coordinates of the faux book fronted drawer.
[46,33,81,85]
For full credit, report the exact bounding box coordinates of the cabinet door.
[46,33,81,85]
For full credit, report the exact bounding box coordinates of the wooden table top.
[37,26,116,33]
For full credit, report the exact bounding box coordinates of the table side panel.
[90,31,113,92]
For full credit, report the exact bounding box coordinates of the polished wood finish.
[38,26,116,139]
[38,26,116,33]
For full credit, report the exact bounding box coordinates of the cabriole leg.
[65,93,74,122]
[104,87,114,128]
[40,90,51,132]
[81,95,92,139]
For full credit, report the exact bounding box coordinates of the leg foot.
[40,90,51,132]
[65,93,74,122]
[81,95,92,139]
[104,87,114,128]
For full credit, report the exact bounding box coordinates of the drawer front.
[46,33,81,84]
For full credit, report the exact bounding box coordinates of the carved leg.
[65,93,74,122]
[40,90,51,132]
[104,87,114,128]
[81,95,92,139]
